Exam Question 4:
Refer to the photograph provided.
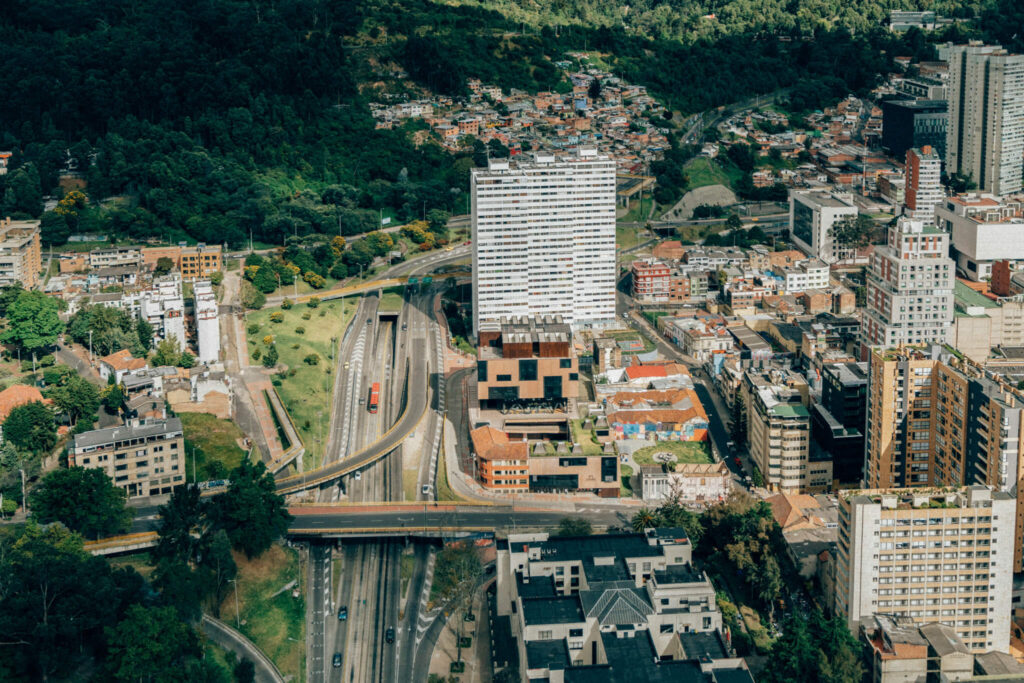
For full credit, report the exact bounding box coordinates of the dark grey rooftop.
[533,533,667,565]
[521,596,584,627]
[525,639,570,671]
[653,563,703,585]
[711,669,757,683]
[579,586,652,625]
[71,417,183,450]
[678,631,728,661]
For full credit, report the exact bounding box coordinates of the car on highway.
[332,653,342,668]
[338,606,348,620]
[401,322,407,330]
[421,484,432,495]
[344,362,349,370]
[445,245,453,251]
[366,317,372,325]
[385,627,395,644]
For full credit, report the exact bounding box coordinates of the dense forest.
[0,0,1018,247]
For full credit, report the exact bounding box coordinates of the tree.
[262,344,278,368]
[67,305,142,357]
[1,290,64,353]
[554,517,592,536]
[30,467,132,539]
[434,541,483,666]
[253,264,279,293]
[208,460,292,558]
[154,484,209,565]
[234,659,256,683]
[102,381,125,414]
[725,213,742,231]
[154,256,176,276]
[632,507,660,532]
[180,351,196,368]
[241,281,265,310]
[136,316,155,350]
[105,605,200,683]
[152,560,205,622]
[588,78,602,101]
[200,529,238,615]
[152,337,183,366]
[47,373,100,426]
[304,353,320,365]
[729,395,748,447]
[4,401,56,453]
[0,281,24,316]
[0,523,145,679]
[833,214,876,250]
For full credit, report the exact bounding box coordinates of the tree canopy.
[208,459,293,558]
[1,290,63,353]
[29,467,132,539]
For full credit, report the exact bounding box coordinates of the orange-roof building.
[471,426,529,491]
[98,349,149,383]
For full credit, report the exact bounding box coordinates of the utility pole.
[88,330,93,364]
[231,579,241,629]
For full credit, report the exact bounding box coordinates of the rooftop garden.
[632,440,712,467]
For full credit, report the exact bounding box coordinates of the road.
[289,505,630,535]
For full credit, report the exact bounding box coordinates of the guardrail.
[83,531,158,556]
[201,615,285,683]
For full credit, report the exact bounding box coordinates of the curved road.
[274,339,429,494]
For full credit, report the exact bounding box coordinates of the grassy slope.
[220,545,306,681]
[248,298,356,468]
[180,413,248,481]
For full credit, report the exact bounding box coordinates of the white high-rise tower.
[471,148,616,335]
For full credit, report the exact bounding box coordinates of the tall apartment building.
[862,218,954,350]
[880,99,948,160]
[904,146,943,224]
[789,190,859,264]
[865,344,1024,570]
[68,417,185,499]
[743,368,833,492]
[0,218,42,290]
[947,44,1024,196]
[836,486,1014,654]
[194,280,220,364]
[471,149,616,334]
[936,193,1024,282]
[141,273,186,348]
[811,361,868,485]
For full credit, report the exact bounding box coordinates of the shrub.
[319,310,326,317]
[262,335,274,346]
[247,323,259,335]
[251,348,262,361]
[295,326,305,334]
[301,312,312,320]
[281,298,293,309]
[270,312,284,323]
[292,344,300,349]
[287,368,297,377]
[303,353,320,366]
[308,297,321,308]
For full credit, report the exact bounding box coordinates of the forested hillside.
[0,0,1016,247]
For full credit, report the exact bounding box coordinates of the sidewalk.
[428,585,493,683]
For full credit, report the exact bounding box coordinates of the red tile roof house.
[0,384,52,444]
[98,349,149,383]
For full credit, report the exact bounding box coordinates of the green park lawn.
[378,286,405,313]
[221,544,305,681]
[632,440,712,466]
[179,413,248,481]
[683,157,736,189]
[248,298,356,468]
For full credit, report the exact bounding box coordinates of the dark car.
[733,457,742,467]
[338,606,347,621]
[332,653,342,668]
[366,318,372,325]
[385,627,395,644]
[401,322,408,330]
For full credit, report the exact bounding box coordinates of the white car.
[421,484,432,495]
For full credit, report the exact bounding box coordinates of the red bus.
[368,382,380,414]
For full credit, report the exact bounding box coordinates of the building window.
[569,628,583,638]
[519,359,538,381]
[660,624,673,634]
[560,359,572,369]
[496,374,512,382]
[569,373,579,381]
[478,361,488,382]
[539,630,552,640]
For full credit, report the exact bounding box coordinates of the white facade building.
[936,193,1024,282]
[471,149,616,334]
[141,273,185,349]
[862,218,954,349]
[781,258,830,294]
[789,190,859,264]
[947,45,1024,197]
[837,487,1014,654]
[193,280,220,364]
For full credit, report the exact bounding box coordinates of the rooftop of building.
[955,279,999,309]
[470,425,529,461]
[514,531,682,567]
[841,485,1012,509]
[521,595,585,626]
[525,638,570,671]
[72,417,183,450]
[99,349,149,372]
[822,361,869,384]
[0,384,45,422]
